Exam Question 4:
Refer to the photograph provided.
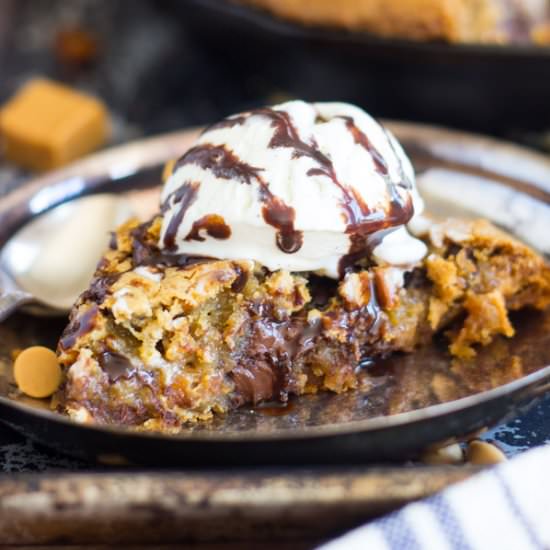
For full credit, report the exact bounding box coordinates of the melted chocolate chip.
[230,313,287,404]
[59,304,99,350]
[185,214,231,242]
[162,181,200,250]
[230,362,278,405]
[308,275,338,308]
[130,219,154,264]
[231,265,249,293]
[98,352,136,382]
[155,340,166,355]
[230,301,326,406]
[291,316,323,355]
[228,277,385,409]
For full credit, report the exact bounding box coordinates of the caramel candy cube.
[0,78,108,171]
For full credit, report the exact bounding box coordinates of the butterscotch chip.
[466,439,506,465]
[0,78,109,171]
[14,346,62,399]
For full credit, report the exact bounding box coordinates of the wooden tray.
[0,466,478,546]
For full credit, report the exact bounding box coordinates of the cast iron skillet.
[0,122,549,466]
[181,0,550,133]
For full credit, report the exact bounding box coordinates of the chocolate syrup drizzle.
[185,214,232,242]
[169,142,303,254]
[340,116,388,175]
[173,144,262,186]
[257,109,413,275]
[59,304,99,350]
[262,195,303,253]
[257,107,379,242]
[162,181,200,251]
[163,106,414,275]
[254,108,412,236]
[79,274,122,306]
[204,114,249,132]
[132,219,213,270]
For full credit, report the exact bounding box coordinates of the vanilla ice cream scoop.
[159,100,426,278]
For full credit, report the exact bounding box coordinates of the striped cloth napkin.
[319,445,550,550]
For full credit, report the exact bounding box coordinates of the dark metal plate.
[0,123,549,465]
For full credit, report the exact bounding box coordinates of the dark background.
[2,0,550,142]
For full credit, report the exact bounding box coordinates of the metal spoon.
[0,130,200,323]
[0,193,137,321]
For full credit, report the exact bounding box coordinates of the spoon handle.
[0,270,33,322]
[0,290,34,322]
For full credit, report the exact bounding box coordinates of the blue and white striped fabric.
[319,445,550,550]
